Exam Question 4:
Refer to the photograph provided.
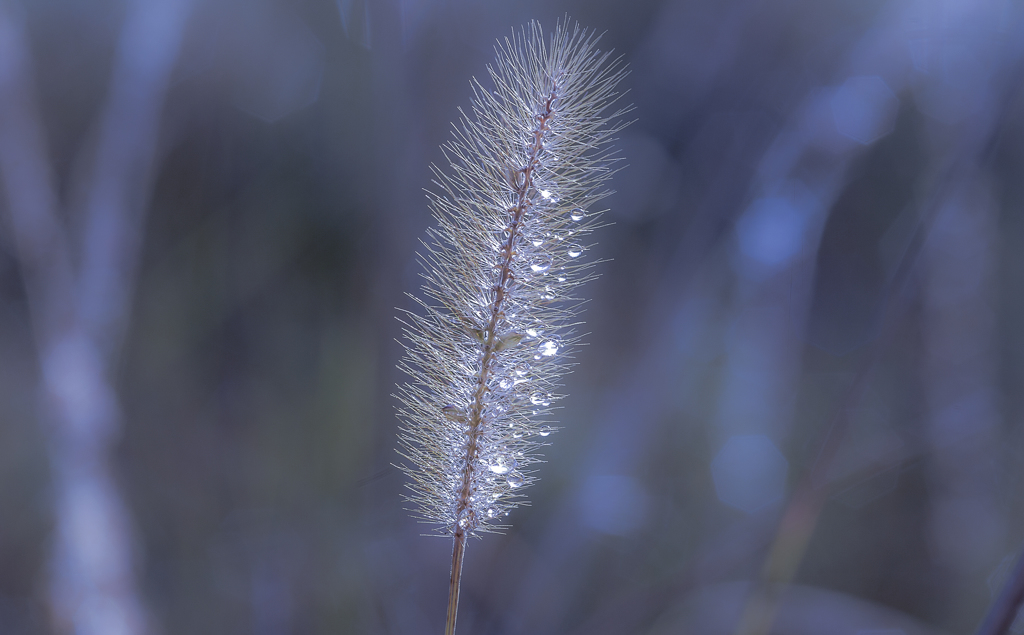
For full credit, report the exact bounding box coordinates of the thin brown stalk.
[446,530,468,635]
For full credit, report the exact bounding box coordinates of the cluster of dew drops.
[444,79,598,532]
[446,195,592,531]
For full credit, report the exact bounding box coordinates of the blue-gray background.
[2,0,1024,633]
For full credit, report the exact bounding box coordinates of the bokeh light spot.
[735,196,807,269]
[831,76,899,145]
[711,435,788,513]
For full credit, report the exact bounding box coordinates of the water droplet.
[570,208,587,222]
[525,328,541,339]
[457,509,474,530]
[498,377,513,390]
[567,244,583,258]
[530,392,551,406]
[539,430,551,437]
[557,276,566,282]
[487,508,497,518]
[539,189,559,203]
[534,340,559,359]
[487,492,501,502]
[507,473,525,488]
[514,363,531,377]
[488,455,518,475]
[530,255,552,273]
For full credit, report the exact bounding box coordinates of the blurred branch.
[735,19,1024,635]
[78,0,191,358]
[0,5,75,344]
[733,199,928,635]
[0,1,190,633]
[976,548,1024,635]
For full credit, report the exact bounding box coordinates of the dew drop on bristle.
[570,208,587,222]
[534,340,559,359]
[530,392,551,406]
[507,473,525,488]
[488,454,518,475]
[530,255,552,273]
[567,244,583,258]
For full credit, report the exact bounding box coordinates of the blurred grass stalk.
[733,38,1024,633]
[0,1,190,632]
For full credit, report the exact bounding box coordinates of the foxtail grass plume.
[394,19,629,634]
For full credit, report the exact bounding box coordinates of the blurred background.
[1,0,1023,633]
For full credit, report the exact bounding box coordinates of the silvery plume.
[394,19,630,634]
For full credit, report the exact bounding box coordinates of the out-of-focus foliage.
[1,0,1024,633]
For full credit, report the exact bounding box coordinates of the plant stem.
[976,547,1024,635]
[454,83,558,531]
[446,530,468,635]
